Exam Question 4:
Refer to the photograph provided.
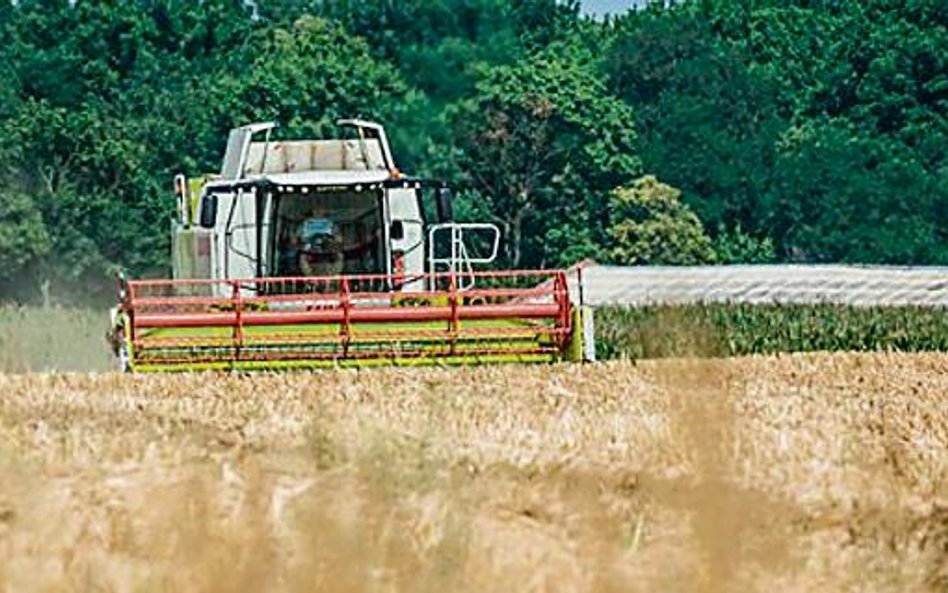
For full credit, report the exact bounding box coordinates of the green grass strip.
[596,303,948,360]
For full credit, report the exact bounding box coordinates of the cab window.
[274,189,384,277]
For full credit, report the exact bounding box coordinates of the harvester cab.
[173,120,498,292]
[111,121,595,371]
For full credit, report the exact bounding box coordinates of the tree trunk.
[40,278,51,309]
[509,209,526,269]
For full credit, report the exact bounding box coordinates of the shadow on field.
[646,357,798,590]
[624,315,797,590]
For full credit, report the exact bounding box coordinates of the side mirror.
[436,187,454,222]
[199,193,218,229]
[390,220,405,241]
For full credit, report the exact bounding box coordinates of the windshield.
[273,189,384,277]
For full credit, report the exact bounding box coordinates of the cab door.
[384,187,425,290]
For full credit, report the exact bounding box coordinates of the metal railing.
[426,223,501,291]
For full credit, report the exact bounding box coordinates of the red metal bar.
[125,269,564,290]
[136,324,568,347]
[554,271,570,348]
[449,274,460,355]
[232,281,243,361]
[340,276,351,358]
[125,277,137,346]
[133,303,563,329]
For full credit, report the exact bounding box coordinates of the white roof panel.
[260,170,392,187]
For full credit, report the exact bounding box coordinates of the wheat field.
[0,354,946,592]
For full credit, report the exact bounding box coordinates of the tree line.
[0,0,945,302]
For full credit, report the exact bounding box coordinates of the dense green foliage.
[597,303,948,360]
[0,0,946,302]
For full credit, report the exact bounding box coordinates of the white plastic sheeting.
[570,264,948,307]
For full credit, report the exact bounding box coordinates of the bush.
[607,176,715,265]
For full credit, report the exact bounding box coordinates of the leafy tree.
[709,1,948,262]
[259,0,581,73]
[710,1,948,135]
[0,1,262,295]
[607,176,714,265]
[451,42,641,267]
[207,15,424,163]
[0,190,50,280]
[606,8,787,235]
[766,121,946,263]
[0,8,418,301]
[712,225,777,264]
[1,100,169,285]
[608,1,948,264]
[257,0,527,105]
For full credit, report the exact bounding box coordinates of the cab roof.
[203,169,425,193]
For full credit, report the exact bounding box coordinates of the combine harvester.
[110,121,595,372]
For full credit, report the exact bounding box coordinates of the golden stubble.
[0,354,946,592]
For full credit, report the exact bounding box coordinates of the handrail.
[426,223,501,291]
